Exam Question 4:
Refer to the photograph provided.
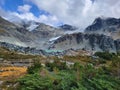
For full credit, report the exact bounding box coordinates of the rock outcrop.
[1,16,120,54]
[49,33,120,52]
[0,17,64,49]
[59,24,77,31]
[0,42,44,55]
[85,17,120,39]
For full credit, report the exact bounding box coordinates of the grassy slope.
[0,47,120,90]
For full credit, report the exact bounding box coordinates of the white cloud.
[1,0,120,28]
[12,12,37,21]
[28,0,120,28]
[82,0,92,16]
[0,5,61,26]
[11,12,61,26]
[18,4,31,13]
[38,15,62,26]
[0,6,36,22]
[0,7,7,16]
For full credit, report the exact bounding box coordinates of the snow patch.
[49,36,61,42]
[27,24,39,31]
[64,29,82,34]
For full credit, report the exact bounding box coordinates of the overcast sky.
[0,0,120,28]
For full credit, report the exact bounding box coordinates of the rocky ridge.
[49,32,120,52]
[1,16,120,54]
[85,17,120,39]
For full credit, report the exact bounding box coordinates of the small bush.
[46,60,68,71]
[27,61,42,74]
[94,52,114,60]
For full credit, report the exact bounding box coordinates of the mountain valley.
[0,16,120,54]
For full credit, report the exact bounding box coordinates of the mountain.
[31,23,65,49]
[12,19,65,49]
[0,42,45,55]
[59,24,77,31]
[0,16,64,49]
[0,16,28,46]
[85,17,120,39]
[1,16,120,54]
[48,32,120,52]
[49,17,120,52]
[32,23,64,38]
[13,20,40,31]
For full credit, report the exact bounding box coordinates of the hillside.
[85,17,120,39]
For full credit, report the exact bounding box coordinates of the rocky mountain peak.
[92,17,120,25]
[1,16,120,53]
[86,17,120,31]
[48,32,120,52]
[85,17,120,39]
[105,18,120,26]
[34,23,56,31]
[59,24,77,31]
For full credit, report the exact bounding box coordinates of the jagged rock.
[49,33,117,52]
[0,17,64,49]
[0,41,66,56]
[0,42,45,55]
[1,16,120,54]
[85,17,120,39]
[59,24,77,31]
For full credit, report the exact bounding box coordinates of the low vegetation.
[18,52,120,90]
[0,49,120,90]
[94,52,116,60]
[0,47,45,60]
[0,66,27,78]
[0,66,27,90]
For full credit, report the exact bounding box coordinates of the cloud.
[0,4,33,22]
[38,15,62,26]
[0,4,61,26]
[0,8,24,23]
[11,12,61,26]
[28,0,120,28]
[0,7,7,16]
[82,0,93,16]
[1,0,120,28]
[18,4,31,13]
[12,12,37,21]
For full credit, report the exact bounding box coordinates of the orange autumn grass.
[0,66,27,79]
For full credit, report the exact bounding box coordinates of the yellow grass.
[0,66,27,79]
[0,29,5,33]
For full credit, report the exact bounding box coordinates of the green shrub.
[27,61,42,74]
[18,57,120,90]
[46,60,68,71]
[94,52,114,60]
[18,74,53,90]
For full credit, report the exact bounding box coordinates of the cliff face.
[85,17,120,40]
[1,16,120,53]
[49,33,120,52]
[0,16,29,46]
[0,17,64,49]
[59,24,77,31]
[0,42,45,55]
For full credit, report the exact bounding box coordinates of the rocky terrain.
[85,17,120,40]
[0,41,69,56]
[49,33,120,52]
[59,24,78,31]
[0,16,120,54]
[0,16,38,47]
[0,16,65,49]
[49,17,120,52]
